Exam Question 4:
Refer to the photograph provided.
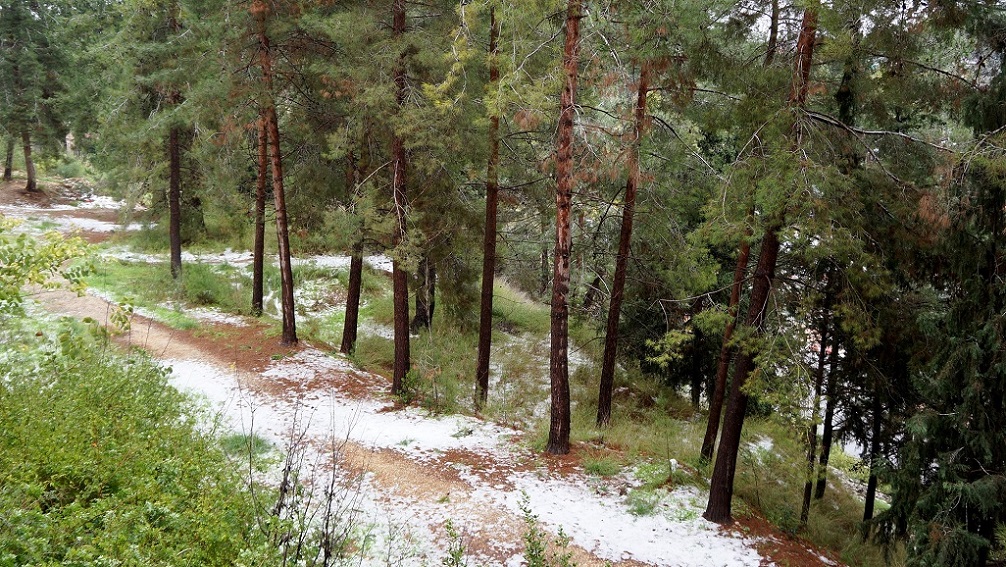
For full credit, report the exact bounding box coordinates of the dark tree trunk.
[705,8,817,525]
[3,137,13,181]
[168,125,182,279]
[801,307,831,529]
[701,0,777,458]
[411,255,436,332]
[21,131,36,193]
[474,6,501,408]
[252,114,268,316]
[390,0,410,395]
[815,337,841,499]
[765,0,779,66]
[863,391,883,523]
[341,253,363,355]
[265,108,296,346]
[256,6,297,346]
[597,63,649,427]
[546,0,581,456]
[704,227,782,523]
[341,151,363,355]
[701,231,752,462]
[582,272,603,311]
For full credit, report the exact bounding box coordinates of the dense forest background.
[5,0,1006,565]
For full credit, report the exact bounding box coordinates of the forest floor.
[1,179,843,567]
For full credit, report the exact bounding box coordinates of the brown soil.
[18,197,841,567]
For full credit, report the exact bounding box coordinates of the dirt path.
[36,286,646,567]
[8,182,841,567]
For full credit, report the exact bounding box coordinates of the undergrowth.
[0,317,272,565]
[80,249,901,566]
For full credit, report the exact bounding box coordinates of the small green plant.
[519,493,576,567]
[625,488,660,517]
[220,433,272,457]
[396,369,423,405]
[441,519,468,567]
[583,456,622,477]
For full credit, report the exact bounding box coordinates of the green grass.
[583,456,622,477]
[492,278,550,335]
[220,433,273,457]
[77,246,897,566]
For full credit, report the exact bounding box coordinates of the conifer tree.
[545,0,583,456]
[390,0,410,395]
[705,6,819,523]
[475,3,501,409]
[252,0,297,345]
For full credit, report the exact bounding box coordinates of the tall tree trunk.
[597,63,649,427]
[474,6,501,408]
[21,131,36,193]
[252,113,268,316]
[702,0,778,456]
[390,0,410,395]
[341,150,363,355]
[704,227,782,523]
[166,6,182,278]
[342,253,363,354]
[546,0,582,456]
[815,336,841,499]
[705,8,817,524]
[764,0,779,66]
[801,306,831,529]
[411,255,435,332]
[256,3,297,346]
[168,124,183,279]
[3,137,13,181]
[701,225,752,462]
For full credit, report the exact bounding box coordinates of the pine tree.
[545,0,583,456]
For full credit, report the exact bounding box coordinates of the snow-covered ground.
[99,244,393,273]
[166,349,768,566]
[8,189,783,566]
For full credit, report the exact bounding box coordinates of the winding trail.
[4,180,841,567]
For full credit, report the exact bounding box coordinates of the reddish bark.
[597,64,650,427]
[256,3,297,346]
[390,0,410,395]
[252,114,268,316]
[701,228,752,461]
[546,0,582,456]
[475,5,501,409]
[704,227,782,523]
[705,9,818,524]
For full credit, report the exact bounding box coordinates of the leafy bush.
[0,320,272,566]
[0,220,91,315]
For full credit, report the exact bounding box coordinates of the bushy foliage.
[0,220,90,315]
[0,319,273,566]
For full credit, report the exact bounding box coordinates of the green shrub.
[0,320,272,566]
